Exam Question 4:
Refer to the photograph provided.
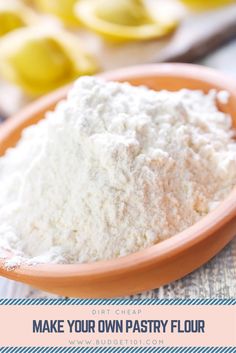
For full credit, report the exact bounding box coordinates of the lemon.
[0,11,25,36]
[10,38,72,86]
[0,2,36,37]
[34,0,80,26]
[0,28,98,95]
[95,0,152,26]
[76,0,178,42]
[180,0,234,10]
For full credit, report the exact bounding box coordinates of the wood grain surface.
[0,238,235,298]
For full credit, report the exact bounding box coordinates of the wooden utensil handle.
[156,4,236,63]
[162,22,236,63]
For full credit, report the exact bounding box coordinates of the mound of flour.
[0,77,235,266]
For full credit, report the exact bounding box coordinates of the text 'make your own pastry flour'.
[0,77,235,266]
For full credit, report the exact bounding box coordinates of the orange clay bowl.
[0,63,236,298]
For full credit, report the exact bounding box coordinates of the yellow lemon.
[34,0,80,26]
[181,0,234,10]
[95,0,152,26]
[0,10,25,36]
[76,0,178,42]
[10,37,72,86]
[0,2,36,37]
[0,27,98,95]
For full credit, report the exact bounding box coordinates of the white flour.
[0,77,235,266]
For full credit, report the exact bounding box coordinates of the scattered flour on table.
[0,77,236,266]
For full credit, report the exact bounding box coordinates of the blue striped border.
[0,348,235,352]
[0,298,235,305]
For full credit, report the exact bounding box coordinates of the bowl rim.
[1,63,236,279]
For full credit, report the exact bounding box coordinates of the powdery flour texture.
[0,77,235,265]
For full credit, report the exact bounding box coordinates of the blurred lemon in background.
[76,0,178,42]
[0,1,36,37]
[94,0,151,26]
[0,28,97,95]
[34,0,80,26]
[0,11,25,37]
[180,0,234,10]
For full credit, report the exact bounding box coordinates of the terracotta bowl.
[0,64,236,298]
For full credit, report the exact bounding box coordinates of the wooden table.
[0,40,236,299]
